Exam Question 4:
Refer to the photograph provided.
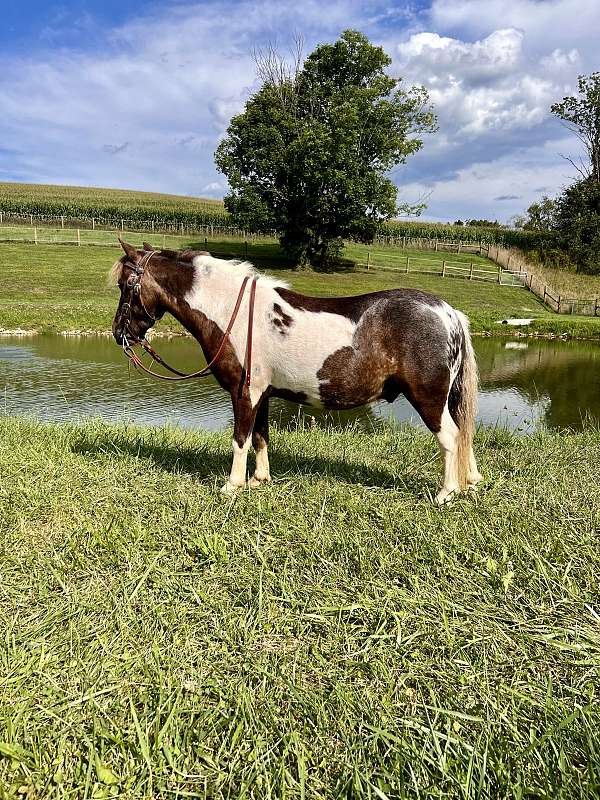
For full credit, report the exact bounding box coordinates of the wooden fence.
[373,234,486,254]
[485,244,600,317]
[0,211,268,241]
[0,224,267,250]
[358,254,525,287]
[2,220,598,315]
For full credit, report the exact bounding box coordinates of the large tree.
[551,72,600,184]
[548,73,600,273]
[215,30,436,268]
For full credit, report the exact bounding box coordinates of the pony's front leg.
[221,396,258,495]
[248,396,270,488]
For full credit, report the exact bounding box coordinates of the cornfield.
[0,182,552,251]
[0,182,230,228]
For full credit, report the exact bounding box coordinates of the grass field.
[1,416,599,798]
[3,238,592,339]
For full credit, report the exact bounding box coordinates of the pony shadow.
[70,428,432,496]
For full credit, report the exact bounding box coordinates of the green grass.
[4,238,592,338]
[1,415,599,798]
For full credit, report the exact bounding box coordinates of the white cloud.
[390,0,599,218]
[0,0,362,193]
[430,0,600,55]
[0,0,597,222]
[399,135,578,223]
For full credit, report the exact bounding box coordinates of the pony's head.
[110,239,166,345]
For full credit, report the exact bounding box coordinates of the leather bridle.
[119,250,258,388]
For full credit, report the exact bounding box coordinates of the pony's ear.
[118,237,139,262]
[142,241,156,251]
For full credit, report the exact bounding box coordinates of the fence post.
[406,256,410,273]
[557,295,561,313]
[77,229,81,246]
[34,227,38,245]
[61,215,64,229]
[92,218,95,230]
[162,233,166,249]
[204,237,208,248]
[543,285,547,304]
[402,236,406,249]
[442,260,446,277]
[367,251,371,270]
[595,298,600,317]
[121,219,124,231]
[497,265,502,284]
[469,262,474,280]
[30,214,33,226]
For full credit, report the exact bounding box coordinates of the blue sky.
[1,0,598,222]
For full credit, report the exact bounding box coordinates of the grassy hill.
[0,182,228,227]
[0,182,225,212]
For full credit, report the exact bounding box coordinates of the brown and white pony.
[111,241,482,504]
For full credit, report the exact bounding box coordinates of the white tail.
[454,313,479,490]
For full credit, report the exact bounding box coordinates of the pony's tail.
[451,312,479,491]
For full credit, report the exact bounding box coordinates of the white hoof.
[467,472,483,489]
[435,487,458,506]
[220,481,242,496]
[247,474,271,489]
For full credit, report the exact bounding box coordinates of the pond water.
[1,334,600,433]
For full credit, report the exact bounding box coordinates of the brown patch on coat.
[315,295,451,432]
[270,302,294,335]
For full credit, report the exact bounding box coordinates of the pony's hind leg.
[467,447,483,489]
[404,378,459,505]
[248,396,271,488]
[435,405,460,505]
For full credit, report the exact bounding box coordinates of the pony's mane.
[107,250,288,291]
[108,258,125,286]
[191,253,288,290]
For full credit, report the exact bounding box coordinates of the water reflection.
[1,334,598,432]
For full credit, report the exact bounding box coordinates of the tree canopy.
[215,30,436,268]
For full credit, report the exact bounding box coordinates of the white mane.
[191,254,288,291]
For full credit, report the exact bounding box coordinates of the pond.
[1,334,599,433]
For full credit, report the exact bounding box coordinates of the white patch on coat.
[186,255,356,406]
[425,300,464,383]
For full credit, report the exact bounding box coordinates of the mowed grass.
[1,416,599,798]
[0,239,573,337]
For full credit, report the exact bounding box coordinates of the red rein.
[123,275,258,388]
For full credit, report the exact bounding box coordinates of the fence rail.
[2,219,598,316]
[0,211,269,241]
[484,244,600,317]
[359,255,525,288]
[373,234,486,254]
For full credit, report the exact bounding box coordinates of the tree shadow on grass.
[185,240,359,274]
[69,426,434,498]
